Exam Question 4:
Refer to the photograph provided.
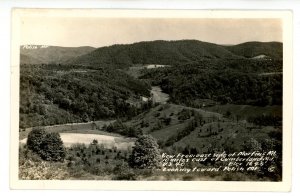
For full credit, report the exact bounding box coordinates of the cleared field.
[20,133,135,150]
[127,103,223,135]
[151,123,186,141]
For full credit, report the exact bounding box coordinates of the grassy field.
[151,123,186,141]
[126,103,227,145]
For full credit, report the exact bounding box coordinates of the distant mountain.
[225,42,283,59]
[69,40,244,67]
[20,45,95,64]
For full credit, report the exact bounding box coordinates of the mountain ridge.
[20,40,283,66]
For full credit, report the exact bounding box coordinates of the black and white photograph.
[9,9,292,191]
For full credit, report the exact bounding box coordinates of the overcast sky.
[21,17,282,47]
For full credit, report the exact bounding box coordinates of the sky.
[20,17,282,47]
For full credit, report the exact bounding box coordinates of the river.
[150,86,169,104]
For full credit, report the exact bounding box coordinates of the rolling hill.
[20,40,283,67]
[20,45,95,64]
[225,41,283,59]
[68,40,283,68]
[68,40,243,67]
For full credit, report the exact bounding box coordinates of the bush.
[27,128,66,162]
[112,163,136,180]
[178,109,191,121]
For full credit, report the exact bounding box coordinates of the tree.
[27,128,46,153]
[26,128,66,162]
[39,132,66,162]
[129,135,161,169]
[91,139,98,145]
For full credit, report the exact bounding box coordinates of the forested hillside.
[139,61,282,107]
[69,40,283,68]
[225,42,282,59]
[20,45,95,64]
[69,40,241,67]
[19,64,151,128]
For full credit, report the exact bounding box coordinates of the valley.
[19,40,283,181]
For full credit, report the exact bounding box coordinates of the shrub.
[178,109,191,121]
[112,163,136,180]
[163,117,171,125]
[91,139,98,145]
